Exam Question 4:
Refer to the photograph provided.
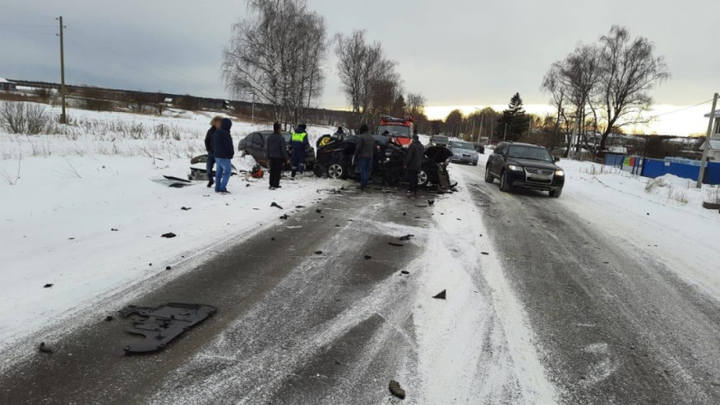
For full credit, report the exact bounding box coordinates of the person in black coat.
[204,116,222,188]
[213,118,234,194]
[404,135,424,195]
[354,124,375,190]
[266,122,289,190]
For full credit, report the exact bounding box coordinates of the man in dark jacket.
[204,116,222,188]
[213,118,234,194]
[290,124,309,179]
[404,135,424,195]
[266,122,289,190]
[353,124,375,190]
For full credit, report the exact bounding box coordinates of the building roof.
[700,139,720,150]
[0,78,11,83]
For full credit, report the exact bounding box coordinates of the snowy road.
[2,163,720,404]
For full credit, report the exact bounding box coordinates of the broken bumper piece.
[119,303,217,354]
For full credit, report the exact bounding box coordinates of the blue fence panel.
[705,162,720,185]
[604,154,625,168]
[666,162,700,181]
[641,158,665,178]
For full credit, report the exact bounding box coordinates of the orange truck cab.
[378,115,414,147]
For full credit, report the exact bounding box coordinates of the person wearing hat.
[290,123,309,179]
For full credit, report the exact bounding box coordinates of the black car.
[429,135,449,147]
[238,130,315,169]
[485,142,565,198]
[314,135,453,189]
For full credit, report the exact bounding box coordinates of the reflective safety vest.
[291,132,307,143]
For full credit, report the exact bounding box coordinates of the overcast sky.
[1,0,718,133]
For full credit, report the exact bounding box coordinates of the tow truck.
[378,115,414,147]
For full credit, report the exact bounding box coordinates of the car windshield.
[451,142,474,150]
[433,136,448,143]
[379,125,412,138]
[507,145,553,162]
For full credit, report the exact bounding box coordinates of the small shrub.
[0,102,53,134]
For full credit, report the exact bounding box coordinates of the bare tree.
[223,0,328,125]
[596,26,670,149]
[336,30,401,128]
[406,92,426,116]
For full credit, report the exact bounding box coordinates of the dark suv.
[485,142,565,198]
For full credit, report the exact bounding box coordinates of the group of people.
[203,117,425,195]
[204,117,310,193]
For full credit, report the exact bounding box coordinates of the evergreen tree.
[495,93,530,142]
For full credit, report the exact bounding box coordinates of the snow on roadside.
[0,138,331,366]
[405,168,558,404]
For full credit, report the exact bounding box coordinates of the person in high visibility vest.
[290,123,309,179]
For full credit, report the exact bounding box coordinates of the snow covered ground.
[0,103,336,356]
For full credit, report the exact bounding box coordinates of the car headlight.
[508,165,523,171]
[555,170,565,176]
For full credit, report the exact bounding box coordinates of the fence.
[603,154,720,184]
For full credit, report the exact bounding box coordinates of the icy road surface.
[1,164,720,404]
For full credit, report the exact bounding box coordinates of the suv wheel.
[313,163,326,178]
[418,170,429,187]
[549,188,563,198]
[484,166,494,183]
[327,163,346,179]
[499,171,511,192]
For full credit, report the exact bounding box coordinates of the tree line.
[222,0,429,131]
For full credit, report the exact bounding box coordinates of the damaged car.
[238,130,315,170]
[188,154,238,181]
[314,135,454,190]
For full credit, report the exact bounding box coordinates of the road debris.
[316,209,322,213]
[401,270,410,275]
[389,380,406,399]
[38,342,52,354]
[119,303,217,353]
[181,207,192,211]
[433,290,447,300]
[481,252,489,256]
[43,284,53,288]
[105,316,113,322]
[161,233,176,238]
[111,228,118,232]
[364,255,372,260]
[428,200,435,206]
[271,202,283,209]
[399,234,414,241]
[280,214,289,220]
[315,251,323,255]
[389,242,404,247]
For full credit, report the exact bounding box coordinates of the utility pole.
[478,114,484,143]
[528,118,532,140]
[57,16,67,124]
[697,92,719,188]
[503,123,507,141]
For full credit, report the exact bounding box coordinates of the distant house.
[0,78,17,92]
[699,109,720,160]
[223,100,235,111]
[164,97,173,105]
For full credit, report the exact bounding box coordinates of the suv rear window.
[508,145,553,162]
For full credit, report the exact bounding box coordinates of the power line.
[646,99,713,120]
[0,28,55,35]
[0,4,55,19]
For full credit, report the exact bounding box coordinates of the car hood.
[508,157,559,170]
[425,146,453,163]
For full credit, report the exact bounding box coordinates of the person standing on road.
[213,118,234,194]
[405,134,424,195]
[290,124,309,179]
[266,122,289,190]
[204,116,222,188]
[354,124,375,190]
[332,126,345,141]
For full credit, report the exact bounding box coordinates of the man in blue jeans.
[213,118,234,194]
[204,116,222,188]
[353,124,375,190]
